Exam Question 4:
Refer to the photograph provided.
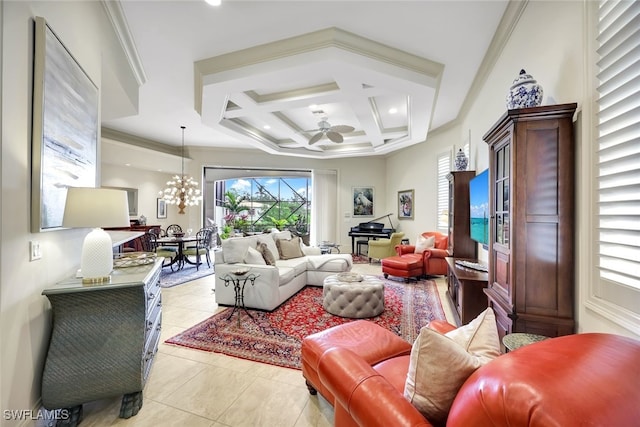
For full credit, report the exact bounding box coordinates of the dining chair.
[166,224,183,236]
[137,232,155,252]
[147,232,177,270]
[183,228,211,270]
[151,227,178,253]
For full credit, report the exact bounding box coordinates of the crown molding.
[100,0,147,86]
[101,127,182,157]
[194,27,443,115]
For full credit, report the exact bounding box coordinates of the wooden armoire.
[482,103,577,341]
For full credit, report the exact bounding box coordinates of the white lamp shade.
[63,187,130,229]
[63,187,131,281]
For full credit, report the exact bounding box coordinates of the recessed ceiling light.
[125,163,131,167]
[263,125,271,130]
[205,0,221,6]
[388,108,398,114]
[309,104,318,110]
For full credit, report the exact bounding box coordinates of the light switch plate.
[30,241,42,261]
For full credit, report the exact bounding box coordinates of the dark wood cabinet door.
[447,171,477,259]
[483,103,577,338]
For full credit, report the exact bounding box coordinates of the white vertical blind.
[311,169,337,246]
[437,153,450,231]
[597,0,640,290]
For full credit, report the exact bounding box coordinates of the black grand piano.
[348,213,395,254]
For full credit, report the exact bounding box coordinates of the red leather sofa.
[382,231,449,280]
[301,320,640,427]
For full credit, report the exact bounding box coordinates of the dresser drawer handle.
[145,347,158,362]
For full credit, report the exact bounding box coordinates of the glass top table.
[319,242,341,254]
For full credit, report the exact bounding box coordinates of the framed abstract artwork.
[352,187,374,217]
[398,189,414,219]
[31,16,99,232]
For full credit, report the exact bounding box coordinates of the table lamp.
[63,187,130,283]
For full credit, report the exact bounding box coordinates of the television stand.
[454,259,488,272]
[445,257,489,325]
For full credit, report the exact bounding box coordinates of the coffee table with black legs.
[220,270,260,326]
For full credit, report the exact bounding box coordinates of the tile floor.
[77,262,455,426]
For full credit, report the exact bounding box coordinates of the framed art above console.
[31,16,99,232]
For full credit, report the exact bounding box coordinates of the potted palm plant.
[222,191,250,237]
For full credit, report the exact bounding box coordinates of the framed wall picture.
[352,187,374,217]
[398,189,414,219]
[31,17,99,232]
[157,198,167,219]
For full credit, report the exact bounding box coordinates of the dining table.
[156,235,198,271]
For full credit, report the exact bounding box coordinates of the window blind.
[597,0,640,291]
[437,153,450,231]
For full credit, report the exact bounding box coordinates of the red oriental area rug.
[351,254,370,264]
[165,276,446,370]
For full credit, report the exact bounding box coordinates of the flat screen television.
[469,169,489,246]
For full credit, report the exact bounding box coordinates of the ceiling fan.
[305,115,355,145]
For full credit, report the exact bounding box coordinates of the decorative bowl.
[336,272,364,282]
[113,252,157,268]
[231,268,250,276]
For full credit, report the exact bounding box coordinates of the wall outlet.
[30,241,42,261]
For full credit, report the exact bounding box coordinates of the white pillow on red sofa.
[404,308,500,424]
[414,234,435,254]
[445,308,501,364]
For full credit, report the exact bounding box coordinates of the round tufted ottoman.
[322,273,385,318]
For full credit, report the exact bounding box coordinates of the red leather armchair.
[303,320,640,427]
[395,231,449,276]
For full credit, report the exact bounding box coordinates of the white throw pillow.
[445,308,501,364]
[414,235,436,254]
[244,246,266,265]
[221,237,249,264]
[271,230,293,242]
[404,308,500,424]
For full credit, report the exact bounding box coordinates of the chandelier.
[160,126,202,214]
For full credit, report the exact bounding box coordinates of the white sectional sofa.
[214,231,353,311]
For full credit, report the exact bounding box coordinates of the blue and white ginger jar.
[455,149,468,171]
[506,69,543,109]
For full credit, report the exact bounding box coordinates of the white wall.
[1,1,138,421]
[101,163,187,231]
[386,125,458,246]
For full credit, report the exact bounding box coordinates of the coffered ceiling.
[101,0,509,161]
[195,27,441,158]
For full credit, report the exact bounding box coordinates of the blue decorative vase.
[455,149,468,171]
[506,69,543,109]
